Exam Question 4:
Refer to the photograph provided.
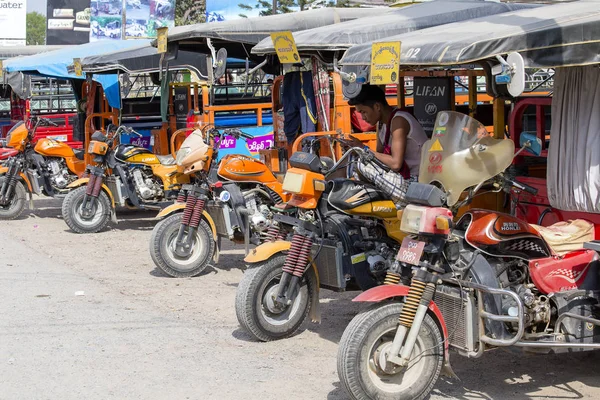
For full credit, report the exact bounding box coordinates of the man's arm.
[373,116,409,171]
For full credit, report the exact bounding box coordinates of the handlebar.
[509,178,538,196]
[223,128,254,140]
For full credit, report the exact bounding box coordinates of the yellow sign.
[370,41,401,85]
[270,31,300,64]
[429,138,444,152]
[157,27,168,54]
[73,58,82,77]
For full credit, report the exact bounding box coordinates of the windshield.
[418,111,515,206]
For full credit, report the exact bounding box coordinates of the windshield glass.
[418,111,514,206]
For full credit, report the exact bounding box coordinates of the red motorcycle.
[337,111,599,400]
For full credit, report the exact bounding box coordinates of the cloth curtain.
[547,66,600,214]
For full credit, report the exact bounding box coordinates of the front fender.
[0,166,33,193]
[66,178,115,209]
[155,203,186,219]
[354,285,451,372]
[244,240,291,264]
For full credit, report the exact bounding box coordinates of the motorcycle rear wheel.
[235,254,317,342]
[149,213,215,278]
[0,176,26,220]
[62,186,111,234]
[338,302,443,400]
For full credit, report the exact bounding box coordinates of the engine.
[494,260,552,332]
[47,159,75,190]
[244,192,272,232]
[132,167,163,201]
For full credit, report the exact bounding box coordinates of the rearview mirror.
[520,132,542,156]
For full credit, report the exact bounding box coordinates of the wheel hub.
[264,284,287,314]
[373,342,405,375]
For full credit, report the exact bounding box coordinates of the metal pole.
[272,0,277,14]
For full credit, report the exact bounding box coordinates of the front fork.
[274,228,314,306]
[0,158,22,205]
[386,258,442,367]
[80,166,105,219]
[174,184,209,258]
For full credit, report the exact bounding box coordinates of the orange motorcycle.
[0,117,85,219]
[150,126,291,278]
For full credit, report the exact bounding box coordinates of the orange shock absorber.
[398,278,428,328]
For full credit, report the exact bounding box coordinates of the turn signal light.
[436,216,451,231]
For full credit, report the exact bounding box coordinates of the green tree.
[175,0,206,26]
[26,12,46,45]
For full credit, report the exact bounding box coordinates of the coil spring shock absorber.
[284,234,314,304]
[0,159,20,204]
[80,168,104,219]
[275,232,308,304]
[398,278,428,328]
[174,186,208,258]
[176,189,187,204]
[384,271,402,286]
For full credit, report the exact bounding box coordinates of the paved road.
[1,198,600,399]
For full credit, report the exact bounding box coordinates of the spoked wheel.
[338,303,444,400]
[62,186,111,234]
[235,254,317,342]
[149,213,215,278]
[0,176,26,220]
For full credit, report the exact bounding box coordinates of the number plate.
[396,238,425,266]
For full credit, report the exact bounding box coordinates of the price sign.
[157,27,168,54]
[73,58,82,77]
[370,41,401,85]
[270,31,300,64]
[396,238,425,266]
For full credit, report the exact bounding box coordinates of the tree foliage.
[175,0,206,26]
[27,12,46,45]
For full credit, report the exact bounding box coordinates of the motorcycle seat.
[532,219,595,256]
[73,149,85,161]
[156,155,176,166]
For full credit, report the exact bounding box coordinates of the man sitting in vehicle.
[346,84,428,205]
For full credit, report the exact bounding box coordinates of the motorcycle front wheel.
[149,213,215,278]
[62,186,111,234]
[337,302,444,400]
[235,254,317,342]
[0,176,26,220]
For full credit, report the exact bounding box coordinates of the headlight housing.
[282,171,305,194]
[176,147,192,166]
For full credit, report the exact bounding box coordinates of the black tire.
[149,213,216,278]
[62,186,111,234]
[338,302,443,400]
[0,176,26,220]
[235,254,317,342]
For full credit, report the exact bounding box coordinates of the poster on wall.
[47,0,91,45]
[205,0,261,22]
[145,0,175,38]
[90,0,122,41]
[0,0,27,46]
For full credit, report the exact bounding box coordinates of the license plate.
[396,238,425,266]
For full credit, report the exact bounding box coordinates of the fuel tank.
[328,179,397,219]
[461,210,551,260]
[34,138,76,158]
[217,154,277,183]
[115,144,159,165]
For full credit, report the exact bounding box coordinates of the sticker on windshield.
[438,112,449,126]
[434,126,446,137]
[429,138,444,152]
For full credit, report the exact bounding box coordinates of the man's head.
[348,84,389,125]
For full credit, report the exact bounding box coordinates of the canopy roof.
[166,8,385,60]
[79,40,209,78]
[340,0,600,70]
[3,40,144,79]
[252,0,535,58]
[0,45,68,60]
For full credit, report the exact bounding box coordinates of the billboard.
[90,0,175,42]
[206,0,261,22]
[47,0,91,45]
[0,0,26,46]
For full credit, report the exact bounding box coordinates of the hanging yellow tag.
[271,31,300,64]
[429,138,444,152]
[157,27,168,54]
[370,41,401,85]
[73,58,83,77]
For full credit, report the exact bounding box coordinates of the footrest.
[584,241,600,252]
